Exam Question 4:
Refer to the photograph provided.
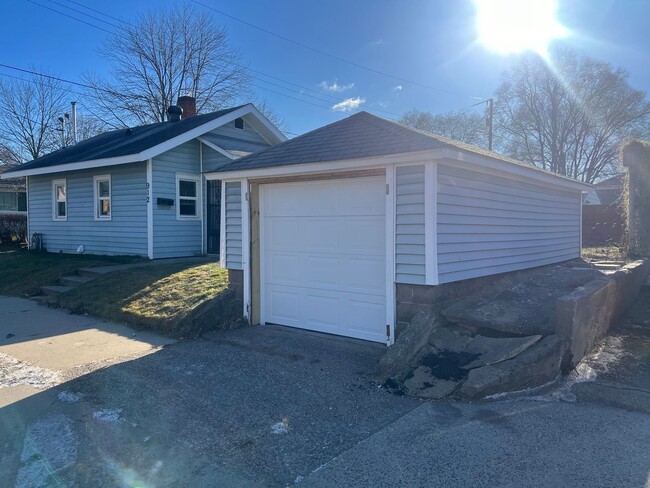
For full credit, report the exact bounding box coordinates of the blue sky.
[1,0,649,136]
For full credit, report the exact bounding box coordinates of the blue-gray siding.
[28,163,147,256]
[201,143,233,172]
[395,165,426,284]
[206,121,271,154]
[437,164,581,283]
[152,140,202,258]
[224,181,243,269]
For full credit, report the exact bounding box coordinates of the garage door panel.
[345,257,386,293]
[339,218,385,254]
[268,287,301,324]
[337,180,385,215]
[261,177,387,343]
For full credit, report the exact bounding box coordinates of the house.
[0,100,286,258]
[582,174,626,246]
[206,111,591,344]
[0,175,26,215]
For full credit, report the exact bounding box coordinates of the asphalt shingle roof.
[213,111,447,172]
[213,112,590,189]
[4,106,244,174]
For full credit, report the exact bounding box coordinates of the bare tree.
[85,4,251,126]
[495,51,650,183]
[0,71,67,163]
[400,109,487,146]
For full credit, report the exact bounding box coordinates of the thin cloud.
[368,39,386,47]
[393,85,403,91]
[319,80,355,93]
[332,97,365,112]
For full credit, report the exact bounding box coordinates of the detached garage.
[207,112,591,345]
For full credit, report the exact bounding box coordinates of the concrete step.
[41,285,73,297]
[77,268,106,279]
[592,263,622,271]
[60,275,94,287]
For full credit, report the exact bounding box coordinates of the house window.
[52,179,67,220]
[234,117,245,130]
[0,192,18,211]
[94,175,111,220]
[176,174,200,219]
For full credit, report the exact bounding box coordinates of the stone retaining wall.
[556,259,649,366]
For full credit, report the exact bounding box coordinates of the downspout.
[146,159,153,259]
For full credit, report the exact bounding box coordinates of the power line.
[46,0,124,30]
[26,0,113,34]
[58,0,133,26]
[191,0,477,99]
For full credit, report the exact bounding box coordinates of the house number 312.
[146,182,150,203]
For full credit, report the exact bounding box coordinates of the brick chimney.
[177,96,197,118]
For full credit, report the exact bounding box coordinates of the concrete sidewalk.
[0,296,173,407]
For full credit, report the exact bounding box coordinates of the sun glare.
[474,0,568,55]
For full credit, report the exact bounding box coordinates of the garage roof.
[210,111,591,189]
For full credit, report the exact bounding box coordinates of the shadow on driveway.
[1,324,420,487]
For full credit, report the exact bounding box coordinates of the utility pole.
[471,97,494,151]
[486,98,493,151]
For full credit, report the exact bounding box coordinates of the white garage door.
[260,177,387,343]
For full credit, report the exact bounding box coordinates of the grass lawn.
[0,246,143,297]
[57,261,229,335]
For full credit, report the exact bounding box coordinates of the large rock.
[404,366,460,399]
[379,312,439,377]
[442,266,598,336]
[428,325,473,353]
[462,334,542,369]
[458,335,567,399]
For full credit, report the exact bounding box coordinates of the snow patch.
[0,352,60,389]
[15,414,77,488]
[271,419,289,434]
[92,408,123,423]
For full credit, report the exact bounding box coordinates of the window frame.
[234,117,245,130]
[52,178,67,221]
[176,173,202,220]
[93,174,112,221]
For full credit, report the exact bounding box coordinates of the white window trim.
[52,178,67,221]
[176,173,202,220]
[93,174,112,221]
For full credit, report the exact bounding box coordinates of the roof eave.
[2,104,284,178]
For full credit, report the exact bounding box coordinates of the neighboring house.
[0,100,285,258]
[207,111,591,344]
[0,174,27,215]
[582,174,625,246]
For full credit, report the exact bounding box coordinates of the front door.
[206,180,221,255]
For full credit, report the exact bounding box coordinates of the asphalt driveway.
[1,295,650,487]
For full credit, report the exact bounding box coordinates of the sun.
[474,0,568,55]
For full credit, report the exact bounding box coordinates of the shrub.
[0,214,27,244]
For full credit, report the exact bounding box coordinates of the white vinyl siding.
[29,163,147,255]
[395,165,426,284]
[224,181,243,269]
[436,164,581,283]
